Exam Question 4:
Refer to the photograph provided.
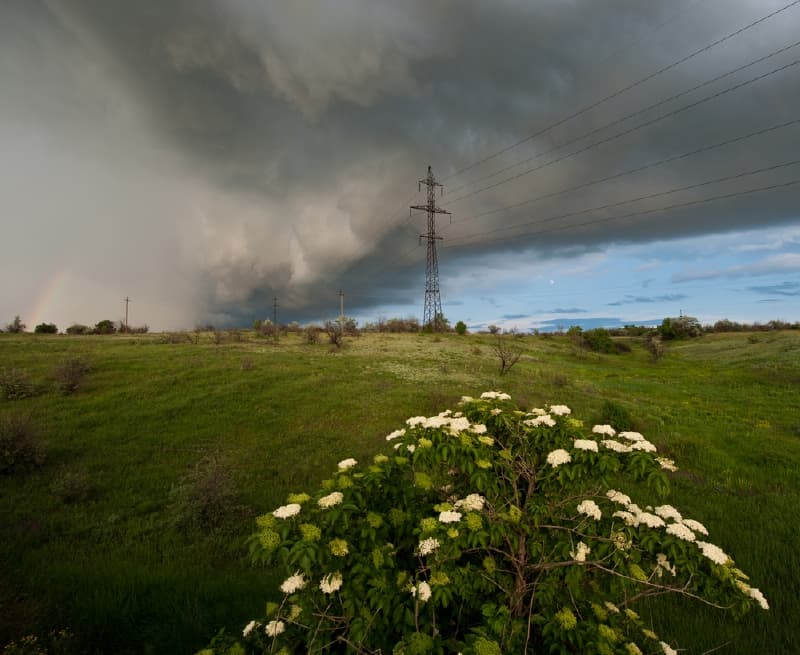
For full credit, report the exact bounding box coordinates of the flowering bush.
[212,392,767,654]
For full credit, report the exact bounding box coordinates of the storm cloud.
[2,0,799,328]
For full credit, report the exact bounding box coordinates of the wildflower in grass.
[574,439,599,452]
[280,572,306,594]
[749,587,769,610]
[438,510,462,524]
[480,391,511,400]
[656,457,678,472]
[527,414,555,427]
[577,499,601,521]
[637,512,665,528]
[696,541,728,565]
[338,458,357,470]
[385,428,405,441]
[478,435,494,446]
[455,493,486,512]
[265,620,285,637]
[570,541,590,562]
[592,424,616,436]
[630,440,657,453]
[273,503,301,519]
[618,431,644,441]
[606,489,631,505]
[329,538,349,556]
[318,491,343,508]
[682,518,709,535]
[547,449,571,467]
[601,439,632,453]
[411,581,432,602]
[654,505,682,522]
[243,620,258,637]
[319,572,343,594]
[418,537,440,556]
[299,523,321,541]
[660,642,678,655]
[666,522,696,542]
[549,404,571,416]
[641,629,658,641]
[406,416,427,426]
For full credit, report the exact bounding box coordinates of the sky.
[1,0,798,333]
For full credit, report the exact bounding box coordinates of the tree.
[34,323,58,334]
[455,320,468,335]
[93,319,116,335]
[5,316,26,333]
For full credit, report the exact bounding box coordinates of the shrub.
[598,399,634,431]
[583,328,617,354]
[5,316,26,333]
[65,324,91,335]
[660,316,702,340]
[487,324,500,335]
[0,368,36,400]
[304,326,320,344]
[0,414,46,474]
[216,393,766,654]
[646,335,665,361]
[324,320,344,348]
[34,323,58,334]
[92,319,116,335]
[492,334,522,376]
[53,357,91,395]
[454,321,467,335]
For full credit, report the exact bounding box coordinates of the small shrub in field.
[213,392,767,655]
[583,328,617,354]
[598,399,634,431]
[0,414,46,474]
[646,335,665,361]
[50,465,94,504]
[65,324,90,335]
[455,320,467,335]
[92,319,116,335]
[304,326,320,344]
[34,323,58,334]
[492,334,522,376]
[53,357,90,395]
[4,315,26,333]
[324,320,343,348]
[0,368,36,400]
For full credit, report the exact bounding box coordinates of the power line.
[445,37,800,199]
[447,117,800,227]
[440,55,800,208]
[439,0,800,185]
[443,177,800,251]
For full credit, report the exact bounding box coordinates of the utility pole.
[123,297,130,333]
[339,289,344,320]
[411,165,450,330]
[273,296,278,327]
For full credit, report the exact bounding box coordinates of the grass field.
[1,330,798,654]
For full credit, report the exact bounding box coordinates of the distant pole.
[339,289,344,319]
[124,297,130,333]
[272,297,279,342]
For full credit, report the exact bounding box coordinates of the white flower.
[243,620,258,637]
[546,449,572,467]
[630,440,657,453]
[318,491,344,509]
[481,390,511,400]
[319,572,343,594]
[526,414,556,427]
[438,510,462,524]
[655,457,678,472]
[660,641,677,655]
[613,510,638,526]
[696,541,728,565]
[438,409,452,417]
[411,581,432,602]
[604,601,620,613]
[407,444,416,453]
[749,587,769,610]
[406,416,427,427]
[452,411,464,418]
[606,489,632,505]
[423,416,449,429]
[549,404,571,416]
[448,417,471,434]
[656,553,676,577]
[636,512,665,528]
[471,423,488,434]
[574,439,599,452]
[577,499,602,521]
[681,518,709,536]
[592,424,616,436]
[385,428,406,441]
[570,541,591,562]
[280,572,306,594]
[666,522,696,542]
[273,503,302,519]
[454,493,486,512]
[529,407,547,416]
[337,458,357,470]
[265,620,285,637]
[418,537,440,556]
[618,431,644,441]
[393,442,402,450]
[478,435,495,446]
[491,408,503,415]
[654,505,682,522]
[601,439,632,453]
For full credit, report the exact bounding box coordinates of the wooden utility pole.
[124,297,130,333]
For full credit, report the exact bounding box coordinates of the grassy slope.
[1,331,798,653]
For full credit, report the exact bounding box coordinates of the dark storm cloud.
[607,293,688,306]
[2,0,799,327]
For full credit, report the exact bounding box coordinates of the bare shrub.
[646,335,665,362]
[493,334,522,376]
[305,325,321,344]
[325,320,344,348]
[53,357,90,395]
[0,368,36,400]
[0,414,46,474]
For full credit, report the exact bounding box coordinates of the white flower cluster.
[570,541,591,562]
[666,522,696,542]
[549,404,571,416]
[337,458,357,470]
[273,503,301,519]
[243,620,258,637]
[682,518,708,536]
[525,414,556,427]
[318,491,344,509]
[618,431,644,441]
[696,541,728,565]
[265,620,285,637]
[546,449,572,468]
[654,505,682,522]
[319,572,343,594]
[438,510,463,524]
[406,416,427,427]
[660,641,678,655]
[280,572,306,594]
[601,439,631,453]
[656,553,676,577]
[454,493,486,512]
[385,428,406,441]
[480,391,511,400]
[656,456,678,472]
[573,439,598,452]
[411,581,432,602]
[418,537,440,556]
[592,424,616,436]
[606,489,631,505]
[577,499,602,521]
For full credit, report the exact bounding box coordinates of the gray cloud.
[608,293,688,306]
[2,0,800,327]
[546,307,588,314]
[748,281,800,296]
[672,254,800,283]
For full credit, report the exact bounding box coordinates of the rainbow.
[27,269,69,329]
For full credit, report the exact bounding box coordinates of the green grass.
[1,330,798,653]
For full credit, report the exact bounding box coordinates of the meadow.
[1,329,798,654]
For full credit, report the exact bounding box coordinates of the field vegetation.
[0,329,798,653]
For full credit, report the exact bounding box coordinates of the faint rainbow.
[28,270,68,329]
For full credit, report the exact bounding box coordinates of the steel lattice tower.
[411,166,450,330]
